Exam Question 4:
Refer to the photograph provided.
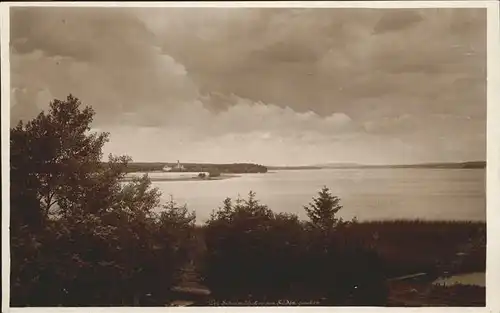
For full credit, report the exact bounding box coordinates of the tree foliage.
[304,186,344,232]
[10,95,195,306]
[201,190,388,305]
[202,192,279,299]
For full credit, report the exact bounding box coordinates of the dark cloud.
[11,7,155,63]
[10,7,198,127]
[141,8,485,118]
[249,41,321,64]
[9,7,486,165]
[373,10,424,34]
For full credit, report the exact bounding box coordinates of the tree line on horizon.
[124,162,268,174]
[9,95,485,307]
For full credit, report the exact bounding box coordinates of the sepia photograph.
[2,1,499,309]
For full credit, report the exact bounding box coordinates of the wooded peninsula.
[123,162,268,174]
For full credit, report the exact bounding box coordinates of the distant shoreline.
[122,162,268,174]
[269,161,486,170]
[119,161,485,176]
[121,174,240,182]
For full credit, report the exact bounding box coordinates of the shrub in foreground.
[201,188,388,305]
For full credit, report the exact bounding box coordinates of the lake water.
[135,168,485,224]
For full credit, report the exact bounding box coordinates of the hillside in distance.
[317,161,486,169]
[267,165,323,170]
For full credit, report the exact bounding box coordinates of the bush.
[201,190,388,305]
[336,220,486,278]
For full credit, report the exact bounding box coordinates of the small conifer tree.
[304,186,343,232]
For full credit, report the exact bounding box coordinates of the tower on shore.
[175,160,184,171]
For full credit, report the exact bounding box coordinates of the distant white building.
[163,160,185,172]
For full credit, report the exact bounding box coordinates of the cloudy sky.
[10,7,486,166]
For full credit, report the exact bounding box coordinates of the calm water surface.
[137,168,485,224]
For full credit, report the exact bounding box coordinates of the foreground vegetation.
[10,95,485,307]
[387,281,485,307]
[337,220,485,278]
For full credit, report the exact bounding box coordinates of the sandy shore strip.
[121,174,240,182]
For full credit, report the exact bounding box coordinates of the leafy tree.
[158,197,197,276]
[10,95,113,223]
[10,94,119,305]
[10,95,195,306]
